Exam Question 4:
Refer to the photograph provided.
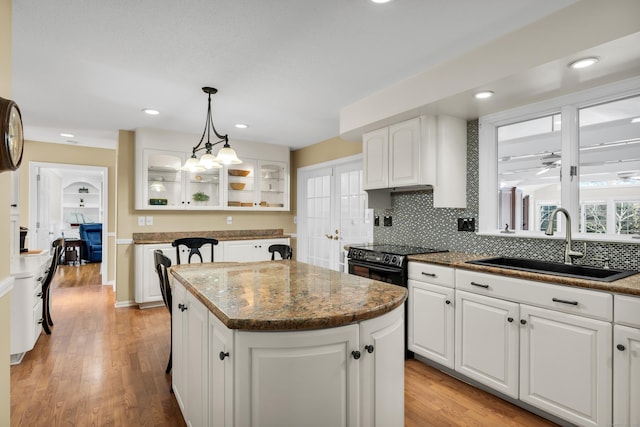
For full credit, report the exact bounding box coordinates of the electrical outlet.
[145,216,153,226]
[138,216,145,226]
[227,216,232,225]
[383,215,392,227]
[457,218,475,232]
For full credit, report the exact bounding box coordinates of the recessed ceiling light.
[474,91,494,100]
[142,108,160,115]
[60,133,74,138]
[235,123,249,129]
[631,117,640,123]
[568,57,599,69]
[370,0,392,3]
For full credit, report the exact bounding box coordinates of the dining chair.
[268,244,292,260]
[172,237,219,264]
[154,249,173,374]
[42,237,65,334]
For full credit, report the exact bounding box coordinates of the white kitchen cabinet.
[363,117,432,190]
[359,304,405,427]
[407,262,455,368]
[137,148,223,210]
[362,115,466,208]
[613,295,640,427]
[455,268,613,426]
[135,128,290,211]
[9,252,50,364]
[519,304,611,427]
[172,280,209,427]
[226,160,289,210]
[208,312,234,427]
[235,324,360,427]
[134,242,222,306]
[222,238,289,262]
[455,290,520,398]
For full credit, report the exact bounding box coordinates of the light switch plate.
[146,216,153,226]
[227,216,232,225]
[138,216,145,226]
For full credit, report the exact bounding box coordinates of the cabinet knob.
[37,318,43,325]
[37,292,43,298]
[520,319,527,325]
[507,317,514,323]
[364,345,374,354]
[617,344,626,351]
[445,300,451,305]
[178,303,188,312]
[351,350,361,360]
[219,351,230,360]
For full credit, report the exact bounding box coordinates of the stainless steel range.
[347,244,448,358]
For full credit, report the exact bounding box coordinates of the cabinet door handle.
[219,351,230,360]
[445,300,451,305]
[552,297,578,306]
[11,203,17,207]
[37,318,44,325]
[617,344,626,351]
[37,276,44,282]
[520,319,527,325]
[470,281,489,289]
[364,345,374,354]
[507,317,514,323]
[351,350,361,360]
[178,303,187,312]
[421,272,437,278]
[37,292,43,298]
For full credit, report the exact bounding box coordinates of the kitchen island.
[170,260,407,427]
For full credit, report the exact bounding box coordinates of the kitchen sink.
[466,256,637,282]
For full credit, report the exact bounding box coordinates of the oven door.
[348,259,406,286]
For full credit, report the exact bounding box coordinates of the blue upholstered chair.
[79,223,102,262]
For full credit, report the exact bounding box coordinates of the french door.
[297,156,373,271]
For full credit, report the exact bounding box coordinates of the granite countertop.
[170,260,408,331]
[408,252,640,296]
[133,228,290,244]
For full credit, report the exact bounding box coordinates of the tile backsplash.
[373,120,639,271]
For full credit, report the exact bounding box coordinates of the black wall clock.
[0,96,24,172]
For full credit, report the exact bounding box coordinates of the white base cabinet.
[454,269,613,427]
[222,238,289,262]
[171,281,404,427]
[407,263,455,368]
[614,295,640,426]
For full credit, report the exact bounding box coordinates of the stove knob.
[383,254,391,264]
[391,255,398,265]
[358,250,364,259]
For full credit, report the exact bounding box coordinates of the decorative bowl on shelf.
[228,169,250,177]
[230,182,246,190]
[228,201,241,207]
[240,202,253,207]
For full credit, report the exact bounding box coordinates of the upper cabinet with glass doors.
[138,149,222,210]
[225,159,289,210]
[135,128,290,211]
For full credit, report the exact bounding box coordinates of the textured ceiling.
[12,0,578,149]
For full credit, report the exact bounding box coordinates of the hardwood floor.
[54,262,102,288]
[11,266,557,426]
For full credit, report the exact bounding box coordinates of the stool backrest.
[154,249,172,312]
[268,244,292,260]
[172,237,219,264]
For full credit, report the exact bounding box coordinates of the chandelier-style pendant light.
[182,87,242,172]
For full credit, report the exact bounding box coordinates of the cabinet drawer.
[456,269,613,321]
[32,299,43,344]
[408,262,454,288]
[615,294,640,328]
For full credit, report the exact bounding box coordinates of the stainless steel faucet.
[545,207,585,265]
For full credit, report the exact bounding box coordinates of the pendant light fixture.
[182,87,242,172]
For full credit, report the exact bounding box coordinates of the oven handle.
[348,259,403,274]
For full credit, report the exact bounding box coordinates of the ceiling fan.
[536,152,561,175]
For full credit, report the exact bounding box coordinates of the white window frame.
[478,75,640,243]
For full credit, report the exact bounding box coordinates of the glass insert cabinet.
[136,149,289,211]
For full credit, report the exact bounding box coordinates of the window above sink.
[479,76,640,243]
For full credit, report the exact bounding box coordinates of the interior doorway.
[28,162,108,283]
[297,155,373,271]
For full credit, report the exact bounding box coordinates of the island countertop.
[170,260,407,331]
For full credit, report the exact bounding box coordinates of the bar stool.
[42,237,65,334]
[268,244,292,260]
[172,237,219,264]
[154,249,173,374]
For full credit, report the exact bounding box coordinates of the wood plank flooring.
[11,265,557,426]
